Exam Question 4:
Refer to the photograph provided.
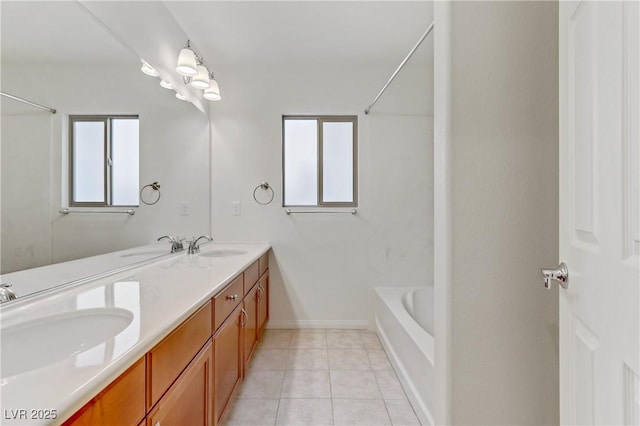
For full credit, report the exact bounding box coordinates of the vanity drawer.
[214,275,244,330]
[259,252,269,276]
[63,358,145,426]
[147,300,212,409]
[243,260,259,294]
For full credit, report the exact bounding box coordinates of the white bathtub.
[375,286,434,425]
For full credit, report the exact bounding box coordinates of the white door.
[558,1,639,424]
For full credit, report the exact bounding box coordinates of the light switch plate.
[180,202,189,216]
[232,201,241,216]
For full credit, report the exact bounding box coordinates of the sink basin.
[199,249,248,258]
[120,249,168,258]
[1,308,133,378]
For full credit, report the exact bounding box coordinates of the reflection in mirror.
[0,2,212,292]
[69,115,140,206]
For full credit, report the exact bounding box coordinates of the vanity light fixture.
[141,60,159,77]
[159,80,174,90]
[203,73,221,101]
[190,59,210,89]
[139,40,223,104]
[176,40,198,78]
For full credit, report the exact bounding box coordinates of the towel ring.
[253,182,274,205]
[140,182,161,205]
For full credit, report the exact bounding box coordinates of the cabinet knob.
[226,294,238,301]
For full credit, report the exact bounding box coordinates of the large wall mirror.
[1,1,211,280]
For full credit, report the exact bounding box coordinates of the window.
[69,115,139,207]
[283,116,357,207]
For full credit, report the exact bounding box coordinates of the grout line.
[382,399,395,426]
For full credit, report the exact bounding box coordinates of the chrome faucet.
[188,235,213,254]
[158,235,185,253]
[0,284,17,303]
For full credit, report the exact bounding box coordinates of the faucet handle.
[189,235,213,254]
[158,235,185,253]
[0,284,17,303]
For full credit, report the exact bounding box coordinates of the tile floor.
[223,329,421,426]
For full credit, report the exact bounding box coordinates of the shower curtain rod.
[364,21,434,115]
[1,92,57,114]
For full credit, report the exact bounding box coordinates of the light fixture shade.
[160,80,174,89]
[190,64,210,89]
[203,79,221,101]
[141,60,159,77]
[176,48,197,76]
[175,92,189,101]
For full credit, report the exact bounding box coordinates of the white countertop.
[0,242,271,425]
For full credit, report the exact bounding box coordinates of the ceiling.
[0,1,133,65]
[1,1,432,68]
[165,1,433,67]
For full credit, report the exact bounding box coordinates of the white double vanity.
[0,241,271,425]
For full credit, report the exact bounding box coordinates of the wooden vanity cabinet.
[63,250,270,426]
[213,275,243,330]
[243,260,259,295]
[258,252,268,276]
[146,301,212,409]
[257,272,269,336]
[146,340,213,426]
[242,283,259,375]
[213,304,243,425]
[63,358,146,426]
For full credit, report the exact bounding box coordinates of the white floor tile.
[290,330,327,349]
[327,331,364,349]
[360,332,383,349]
[275,398,334,425]
[238,370,285,398]
[333,399,391,425]
[287,349,329,370]
[251,348,289,370]
[328,349,372,371]
[384,399,421,426]
[261,330,293,349]
[281,370,331,398]
[367,350,393,371]
[224,398,279,425]
[330,370,382,399]
[375,371,407,400]
[230,329,422,426]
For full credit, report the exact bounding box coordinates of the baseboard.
[267,319,371,330]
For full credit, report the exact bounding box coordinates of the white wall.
[449,2,559,424]
[210,63,433,327]
[1,64,211,273]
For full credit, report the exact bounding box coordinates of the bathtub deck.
[221,329,422,426]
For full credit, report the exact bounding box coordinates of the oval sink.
[120,249,168,258]
[199,249,248,258]
[1,308,133,378]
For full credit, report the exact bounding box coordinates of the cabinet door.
[257,272,269,336]
[213,305,242,424]
[63,358,145,426]
[243,284,259,376]
[146,339,213,426]
[147,301,212,409]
